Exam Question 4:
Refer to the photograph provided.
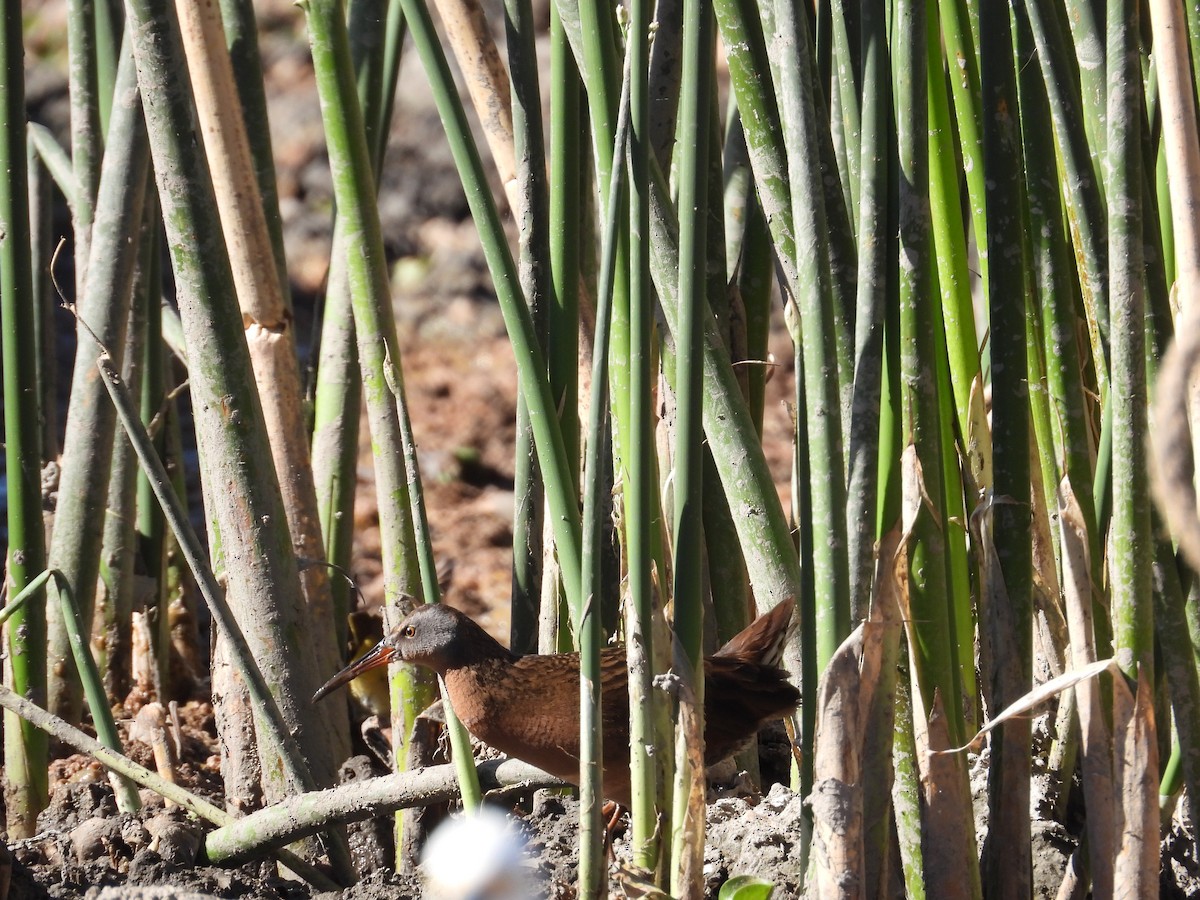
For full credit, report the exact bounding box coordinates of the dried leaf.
[860,526,905,897]
[1058,475,1115,896]
[911,689,972,900]
[1112,670,1159,899]
[935,658,1117,754]
[810,626,864,899]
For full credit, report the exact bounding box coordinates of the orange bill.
[312,638,396,702]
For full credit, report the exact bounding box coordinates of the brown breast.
[442,650,635,804]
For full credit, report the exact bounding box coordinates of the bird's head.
[313,603,508,702]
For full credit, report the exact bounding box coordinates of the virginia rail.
[313,599,800,807]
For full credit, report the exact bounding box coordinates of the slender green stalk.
[828,0,860,221]
[1152,524,1200,828]
[382,356,483,811]
[709,0,796,296]
[312,0,393,657]
[1064,0,1108,164]
[624,0,667,870]
[578,53,633,898]
[895,0,959,737]
[375,1,406,166]
[561,0,630,488]
[96,190,154,705]
[1013,0,1101,574]
[387,0,582,609]
[300,0,438,866]
[505,0,553,655]
[94,0,120,133]
[548,3,581,479]
[979,1,1032,891]
[27,131,58,462]
[1109,0,1159,878]
[1107,0,1154,682]
[669,0,712,886]
[45,571,140,811]
[847,0,889,672]
[892,651,928,900]
[135,216,169,693]
[47,35,149,726]
[348,0,388,172]
[727,126,774,437]
[1106,0,1153,680]
[922,9,980,724]
[1022,0,1110,386]
[774,0,850,672]
[926,18,981,452]
[646,0,683,166]
[28,123,77,209]
[68,0,100,296]
[2,0,50,838]
[936,0,988,295]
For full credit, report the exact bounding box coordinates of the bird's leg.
[602,800,625,860]
[782,714,804,772]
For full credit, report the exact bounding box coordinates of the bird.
[313,598,800,807]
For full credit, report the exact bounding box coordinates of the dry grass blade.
[860,527,904,896]
[935,658,1116,754]
[911,689,972,900]
[1112,670,1159,898]
[672,672,706,899]
[1058,474,1115,896]
[810,626,865,899]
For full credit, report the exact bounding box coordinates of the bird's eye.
[403,625,416,639]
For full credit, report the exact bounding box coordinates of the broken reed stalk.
[0,677,558,883]
[203,758,561,864]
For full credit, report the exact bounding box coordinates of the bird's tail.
[713,596,796,667]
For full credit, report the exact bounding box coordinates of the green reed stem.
[388,0,583,610]
[1107,0,1154,684]
[979,1,1032,891]
[1,0,49,837]
[669,0,712,883]
[47,35,149,726]
[578,50,632,898]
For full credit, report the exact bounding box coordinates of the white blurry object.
[420,807,535,899]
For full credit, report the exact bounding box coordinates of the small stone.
[120,819,151,854]
[144,814,201,869]
[70,816,119,864]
